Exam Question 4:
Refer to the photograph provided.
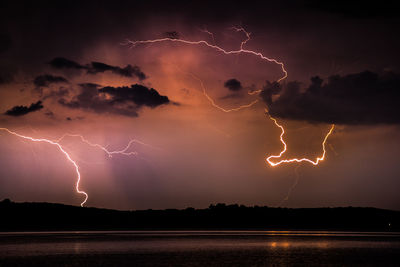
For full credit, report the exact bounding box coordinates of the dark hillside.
[0,199,398,231]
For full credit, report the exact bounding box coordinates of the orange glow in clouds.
[0,28,335,206]
[129,27,335,167]
[126,27,287,82]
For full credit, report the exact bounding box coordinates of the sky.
[0,0,399,210]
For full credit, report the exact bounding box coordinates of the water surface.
[0,231,399,266]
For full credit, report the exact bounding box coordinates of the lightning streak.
[328,143,339,156]
[0,27,335,208]
[184,70,259,112]
[56,134,157,157]
[0,127,88,206]
[127,27,285,112]
[126,27,287,81]
[266,115,335,166]
[199,27,216,44]
[230,26,251,50]
[279,164,301,206]
[1,128,150,206]
[129,27,335,167]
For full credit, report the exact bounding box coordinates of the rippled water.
[0,231,399,266]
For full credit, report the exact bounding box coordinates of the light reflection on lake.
[0,231,399,266]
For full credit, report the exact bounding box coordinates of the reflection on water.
[0,231,399,266]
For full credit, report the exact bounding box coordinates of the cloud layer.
[262,71,400,125]
[59,83,169,117]
[224,78,243,91]
[5,101,44,116]
[49,57,146,80]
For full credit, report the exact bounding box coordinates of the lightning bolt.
[125,26,287,113]
[279,164,301,206]
[0,128,151,206]
[199,27,216,44]
[177,67,259,112]
[56,134,157,157]
[266,115,335,166]
[126,27,287,84]
[127,27,335,167]
[230,26,251,50]
[0,28,335,208]
[0,127,88,206]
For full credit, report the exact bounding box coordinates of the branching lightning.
[266,115,335,166]
[177,68,259,112]
[56,133,156,157]
[199,27,216,44]
[279,164,301,206]
[128,27,335,168]
[126,27,287,113]
[0,128,149,206]
[0,127,88,206]
[126,27,287,84]
[0,27,336,207]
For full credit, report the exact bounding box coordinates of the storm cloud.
[88,62,146,80]
[49,57,146,80]
[224,78,243,91]
[5,101,44,116]
[59,83,169,116]
[49,57,85,70]
[262,71,400,125]
[99,84,169,107]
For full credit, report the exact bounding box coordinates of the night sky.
[1,1,399,210]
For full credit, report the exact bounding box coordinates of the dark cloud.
[259,81,282,105]
[33,74,68,87]
[88,62,147,80]
[79,83,101,88]
[4,101,44,116]
[58,83,106,112]
[224,79,242,91]
[59,83,169,117]
[99,84,169,107]
[49,57,146,80]
[262,71,400,125]
[49,57,85,70]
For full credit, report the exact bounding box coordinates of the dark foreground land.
[0,199,399,231]
[1,200,400,266]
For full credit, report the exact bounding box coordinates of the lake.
[0,231,399,266]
